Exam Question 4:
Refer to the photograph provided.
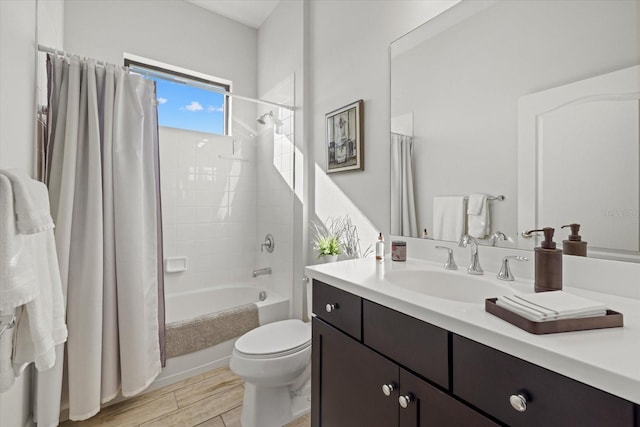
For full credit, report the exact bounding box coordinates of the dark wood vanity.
[311,279,639,427]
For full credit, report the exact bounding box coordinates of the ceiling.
[186,0,280,29]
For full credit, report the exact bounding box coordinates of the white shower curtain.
[391,133,418,237]
[45,55,162,421]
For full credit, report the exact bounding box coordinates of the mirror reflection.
[390,0,639,262]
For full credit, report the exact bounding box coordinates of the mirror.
[390,0,640,262]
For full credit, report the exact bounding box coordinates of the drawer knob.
[325,303,338,312]
[398,394,414,409]
[509,393,527,412]
[381,383,396,396]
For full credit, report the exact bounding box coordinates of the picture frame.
[326,100,364,173]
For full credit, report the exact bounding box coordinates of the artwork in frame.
[326,100,364,173]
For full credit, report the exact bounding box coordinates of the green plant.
[311,217,344,259]
[311,215,372,260]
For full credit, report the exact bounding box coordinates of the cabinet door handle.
[381,383,396,396]
[509,393,528,412]
[325,303,338,312]
[398,394,414,408]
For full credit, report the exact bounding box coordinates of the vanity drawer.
[452,334,636,427]
[312,280,361,340]
[363,300,449,389]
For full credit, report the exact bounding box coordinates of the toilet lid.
[235,319,311,357]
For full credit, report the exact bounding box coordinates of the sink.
[384,270,514,303]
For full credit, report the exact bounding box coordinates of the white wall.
[63,0,258,143]
[308,1,459,259]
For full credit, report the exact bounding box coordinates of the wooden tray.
[485,298,623,335]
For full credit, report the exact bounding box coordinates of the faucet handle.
[497,256,528,281]
[435,246,458,270]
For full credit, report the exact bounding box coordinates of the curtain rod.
[38,44,109,67]
[38,44,295,111]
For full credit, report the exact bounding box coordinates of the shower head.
[257,111,273,125]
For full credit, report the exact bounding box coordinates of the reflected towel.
[467,193,490,238]
[432,196,465,241]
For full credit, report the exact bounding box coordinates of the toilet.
[230,318,311,427]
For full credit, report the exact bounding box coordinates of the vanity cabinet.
[311,279,640,427]
[453,335,637,427]
[312,280,497,427]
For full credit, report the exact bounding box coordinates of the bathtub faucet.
[252,267,272,278]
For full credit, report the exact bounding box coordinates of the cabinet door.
[399,369,499,427]
[312,318,398,427]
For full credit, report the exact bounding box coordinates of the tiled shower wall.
[159,127,257,295]
[255,79,295,304]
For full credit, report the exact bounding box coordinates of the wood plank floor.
[60,367,310,427]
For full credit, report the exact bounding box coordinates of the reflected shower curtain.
[46,55,163,420]
[391,133,418,237]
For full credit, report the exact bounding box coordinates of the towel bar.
[0,315,16,337]
[463,194,505,201]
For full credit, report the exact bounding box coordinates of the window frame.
[124,54,232,135]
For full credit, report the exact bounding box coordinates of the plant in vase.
[311,217,343,263]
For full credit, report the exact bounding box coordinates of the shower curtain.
[45,54,163,421]
[391,133,418,237]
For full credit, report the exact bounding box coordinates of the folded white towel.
[433,196,465,242]
[0,169,54,235]
[467,193,490,238]
[496,291,607,322]
[0,175,39,312]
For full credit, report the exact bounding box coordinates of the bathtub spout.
[252,267,272,278]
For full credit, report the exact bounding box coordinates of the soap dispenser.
[561,223,587,257]
[527,227,563,293]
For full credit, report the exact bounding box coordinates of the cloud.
[184,101,203,112]
[207,105,224,113]
[157,97,167,105]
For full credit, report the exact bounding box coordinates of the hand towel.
[0,169,54,235]
[0,174,39,312]
[432,196,465,241]
[10,180,67,373]
[496,291,607,322]
[467,193,490,238]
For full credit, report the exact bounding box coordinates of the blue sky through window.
[153,77,225,134]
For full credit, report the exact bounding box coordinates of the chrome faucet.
[252,267,272,277]
[458,235,483,275]
[435,246,458,270]
[497,256,528,281]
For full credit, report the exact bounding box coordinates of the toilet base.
[240,378,311,427]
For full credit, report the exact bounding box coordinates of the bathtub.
[151,285,289,390]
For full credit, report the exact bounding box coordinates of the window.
[125,57,231,135]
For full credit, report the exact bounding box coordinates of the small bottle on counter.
[561,223,587,257]
[376,232,385,262]
[422,228,429,239]
[392,241,407,262]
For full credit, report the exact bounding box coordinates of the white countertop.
[305,257,640,405]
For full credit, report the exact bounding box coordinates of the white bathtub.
[152,284,289,390]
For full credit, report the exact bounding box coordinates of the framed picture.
[326,100,364,173]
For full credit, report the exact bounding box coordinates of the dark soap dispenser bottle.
[561,223,587,257]
[528,227,563,293]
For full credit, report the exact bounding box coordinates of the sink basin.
[384,270,513,303]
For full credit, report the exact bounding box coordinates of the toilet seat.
[234,319,311,359]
